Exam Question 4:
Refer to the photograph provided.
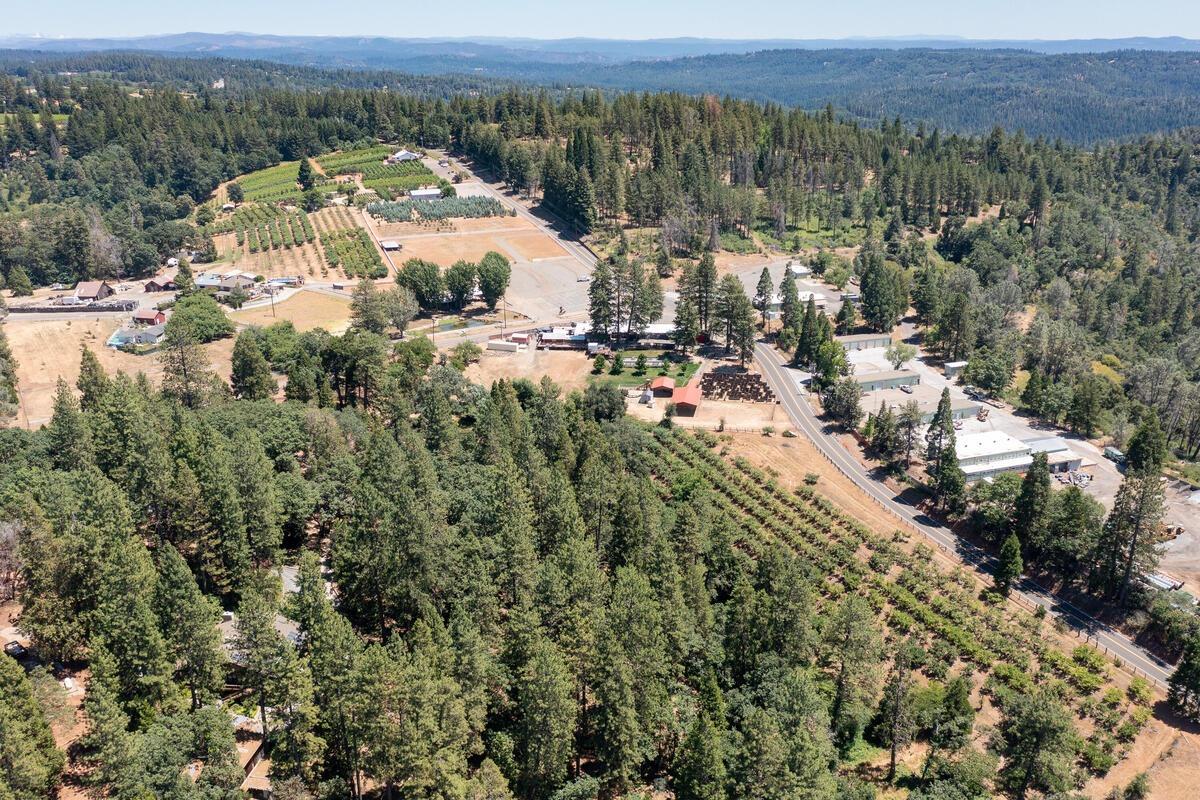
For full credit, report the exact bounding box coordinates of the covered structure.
[850,370,919,392]
[672,382,702,416]
[837,332,892,351]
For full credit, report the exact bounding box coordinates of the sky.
[3,0,1199,41]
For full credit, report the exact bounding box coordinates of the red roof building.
[672,382,702,415]
[649,376,676,395]
[132,308,166,326]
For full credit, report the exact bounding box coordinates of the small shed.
[132,308,166,326]
[75,280,114,302]
[672,382,702,416]
[649,376,676,396]
[944,360,969,378]
[380,240,402,251]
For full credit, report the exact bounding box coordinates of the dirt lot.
[230,289,353,334]
[372,214,533,238]
[5,316,234,429]
[465,348,593,394]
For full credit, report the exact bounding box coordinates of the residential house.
[74,280,114,302]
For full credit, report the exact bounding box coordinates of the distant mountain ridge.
[3,32,1200,65]
[4,34,1200,144]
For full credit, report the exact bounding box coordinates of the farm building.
[850,370,919,392]
[408,187,442,199]
[943,360,969,378]
[649,376,676,396]
[74,280,114,302]
[131,308,166,326]
[837,332,892,351]
[387,149,421,164]
[672,382,702,416]
[144,268,179,292]
[380,240,402,251]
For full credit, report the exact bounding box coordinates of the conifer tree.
[76,345,111,411]
[230,330,275,400]
[46,378,94,470]
[996,534,1024,596]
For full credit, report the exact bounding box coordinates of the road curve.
[754,342,1175,687]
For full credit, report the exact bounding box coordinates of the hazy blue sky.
[4,0,1199,40]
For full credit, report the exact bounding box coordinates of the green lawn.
[587,351,699,389]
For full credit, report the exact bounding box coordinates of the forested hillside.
[7,46,1200,142]
[0,326,1168,799]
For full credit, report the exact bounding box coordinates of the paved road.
[754,342,1176,687]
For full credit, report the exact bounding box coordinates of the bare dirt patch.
[6,317,233,428]
[385,232,520,265]
[230,290,353,334]
[504,230,569,260]
[465,348,592,394]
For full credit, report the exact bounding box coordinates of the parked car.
[3,641,27,659]
[900,384,914,394]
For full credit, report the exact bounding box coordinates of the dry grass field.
[5,317,234,428]
[230,289,353,334]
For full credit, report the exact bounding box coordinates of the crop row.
[649,427,1149,776]
[238,213,316,253]
[316,146,395,174]
[322,229,386,279]
[366,196,512,222]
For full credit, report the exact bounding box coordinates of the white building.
[955,431,1033,481]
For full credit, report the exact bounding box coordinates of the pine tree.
[160,325,214,409]
[588,258,614,338]
[153,544,225,709]
[0,647,64,797]
[778,269,801,333]
[674,711,726,800]
[996,534,1024,595]
[878,640,918,781]
[1093,473,1166,604]
[753,267,774,325]
[76,345,111,411]
[230,331,275,400]
[825,595,882,751]
[233,429,283,566]
[997,691,1078,799]
[1168,633,1200,722]
[1126,411,1168,475]
[7,264,33,296]
[695,251,717,333]
[79,649,137,796]
[46,378,94,470]
[297,156,315,190]
[1013,452,1051,555]
[518,636,577,799]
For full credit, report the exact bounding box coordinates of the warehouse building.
[850,370,919,392]
[837,332,893,351]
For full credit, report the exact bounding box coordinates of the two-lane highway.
[754,342,1175,687]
